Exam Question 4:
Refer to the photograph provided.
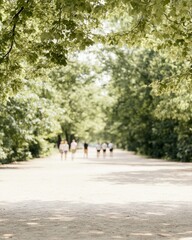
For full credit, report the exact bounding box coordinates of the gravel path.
[0,148,192,240]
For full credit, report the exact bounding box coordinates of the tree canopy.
[0,0,191,99]
[1,0,191,64]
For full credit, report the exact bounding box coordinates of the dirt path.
[0,148,192,240]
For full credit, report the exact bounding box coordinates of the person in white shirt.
[102,142,107,158]
[59,140,69,160]
[70,139,77,160]
[108,142,114,156]
[96,143,101,158]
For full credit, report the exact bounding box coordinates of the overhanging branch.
[1,6,25,60]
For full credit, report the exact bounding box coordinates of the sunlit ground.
[0,148,192,239]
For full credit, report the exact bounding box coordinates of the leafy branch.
[163,13,177,24]
[1,5,26,60]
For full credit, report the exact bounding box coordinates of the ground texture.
[0,148,192,240]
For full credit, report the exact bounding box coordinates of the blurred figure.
[96,143,101,158]
[71,139,77,160]
[108,142,114,157]
[102,142,107,158]
[59,140,69,160]
[57,134,62,149]
[84,142,88,158]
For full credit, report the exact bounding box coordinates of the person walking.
[57,134,62,149]
[83,142,88,158]
[96,143,101,158]
[102,142,107,158]
[108,142,114,157]
[70,139,77,160]
[59,140,69,160]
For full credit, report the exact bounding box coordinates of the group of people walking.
[96,142,114,158]
[58,139,114,160]
[59,139,77,160]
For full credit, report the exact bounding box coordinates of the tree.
[49,61,108,143]
[1,0,191,99]
[0,0,100,99]
[0,76,62,163]
[95,45,192,160]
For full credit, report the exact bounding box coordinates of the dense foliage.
[97,47,192,161]
[0,59,107,163]
[49,62,108,143]
[0,0,191,163]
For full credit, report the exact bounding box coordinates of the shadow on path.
[93,168,192,185]
[0,200,192,240]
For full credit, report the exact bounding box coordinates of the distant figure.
[84,142,88,158]
[71,139,77,160]
[57,134,62,149]
[102,142,107,158]
[59,140,69,160]
[96,143,101,158]
[108,142,114,156]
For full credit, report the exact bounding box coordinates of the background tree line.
[96,47,192,161]
[0,59,107,163]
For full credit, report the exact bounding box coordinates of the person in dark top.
[84,142,88,158]
[57,134,62,149]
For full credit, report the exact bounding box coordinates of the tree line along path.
[0,148,192,240]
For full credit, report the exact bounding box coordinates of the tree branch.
[1,5,26,60]
[13,6,24,20]
[3,23,17,59]
[163,13,176,24]
[59,5,62,30]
